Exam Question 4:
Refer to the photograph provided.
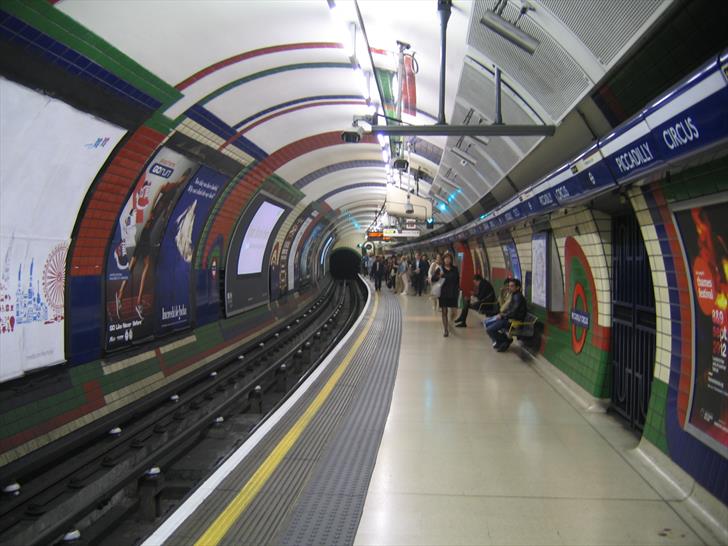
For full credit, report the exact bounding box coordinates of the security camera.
[341,125,364,143]
[393,158,409,172]
[405,195,414,214]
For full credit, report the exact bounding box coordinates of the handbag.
[430,278,444,297]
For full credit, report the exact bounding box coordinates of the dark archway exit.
[611,213,657,430]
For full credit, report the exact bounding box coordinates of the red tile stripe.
[70,126,165,276]
[176,43,342,90]
[202,131,376,264]
[0,380,105,453]
[220,99,368,150]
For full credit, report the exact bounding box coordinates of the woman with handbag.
[431,252,459,337]
[428,254,442,312]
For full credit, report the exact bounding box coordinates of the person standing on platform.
[454,274,496,327]
[486,278,527,351]
[432,252,459,337]
[398,256,410,295]
[372,255,385,291]
[410,252,429,296]
[428,254,442,311]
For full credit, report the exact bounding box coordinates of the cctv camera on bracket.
[341,125,365,143]
[393,158,409,172]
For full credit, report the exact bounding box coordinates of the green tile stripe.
[100,358,161,396]
[145,110,177,135]
[69,359,104,386]
[4,0,182,109]
[176,62,353,125]
[542,322,609,397]
[661,155,728,203]
[162,326,225,368]
[1,384,88,438]
[265,174,305,203]
[643,378,669,453]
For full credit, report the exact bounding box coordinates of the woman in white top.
[428,253,442,311]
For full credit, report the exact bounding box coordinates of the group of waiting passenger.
[363,252,528,349]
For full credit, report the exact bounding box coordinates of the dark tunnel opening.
[329,247,362,280]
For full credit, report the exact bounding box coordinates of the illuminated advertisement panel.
[225,195,289,315]
[106,147,198,350]
[155,166,226,334]
[674,199,728,456]
[502,241,522,282]
[289,216,314,290]
[0,78,125,379]
[236,202,285,275]
[531,232,548,308]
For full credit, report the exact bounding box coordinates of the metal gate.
[611,214,656,430]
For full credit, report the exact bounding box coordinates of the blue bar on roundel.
[569,143,617,196]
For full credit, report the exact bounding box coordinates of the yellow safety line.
[193,293,379,546]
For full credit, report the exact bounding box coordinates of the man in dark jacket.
[486,278,527,351]
[454,274,496,327]
[372,255,385,291]
[410,252,428,296]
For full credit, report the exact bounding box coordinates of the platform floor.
[355,290,711,546]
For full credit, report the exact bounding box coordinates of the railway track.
[0,279,366,546]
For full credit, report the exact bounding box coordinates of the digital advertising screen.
[674,200,728,456]
[225,195,289,316]
[0,77,125,379]
[237,201,285,275]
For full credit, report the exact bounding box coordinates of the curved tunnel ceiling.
[53,0,672,241]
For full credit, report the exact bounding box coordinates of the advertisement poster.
[289,216,313,291]
[0,237,68,381]
[0,77,125,378]
[155,165,226,334]
[196,234,223,327]
[106,147,198,350]
[674,202,728,452]
[531,232,548,308]
[279,213,308,295]
[502,241,522,282]
[301,223,324,282]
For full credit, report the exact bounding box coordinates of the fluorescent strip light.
[480,11,539,55]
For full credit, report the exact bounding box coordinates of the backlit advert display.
[106,147,198,350]
[237,202,285,275]
[155,165,226,334]
[674,201,728,454]
[225,196,289,316]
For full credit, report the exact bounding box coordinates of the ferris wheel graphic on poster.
[43,241,68,320]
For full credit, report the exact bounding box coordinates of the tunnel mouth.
[329,247,363,280]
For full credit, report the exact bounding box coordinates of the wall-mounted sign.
[674,200,728,455]
[570,282,590,354]
[383,228,421,238]
[531,232,548,308]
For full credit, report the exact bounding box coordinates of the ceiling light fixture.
[480,9,539,55]
[438,176,461,192]
[450,147,477,165]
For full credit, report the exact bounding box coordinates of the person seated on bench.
[486,278,527,352]
[454,274,496,327]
